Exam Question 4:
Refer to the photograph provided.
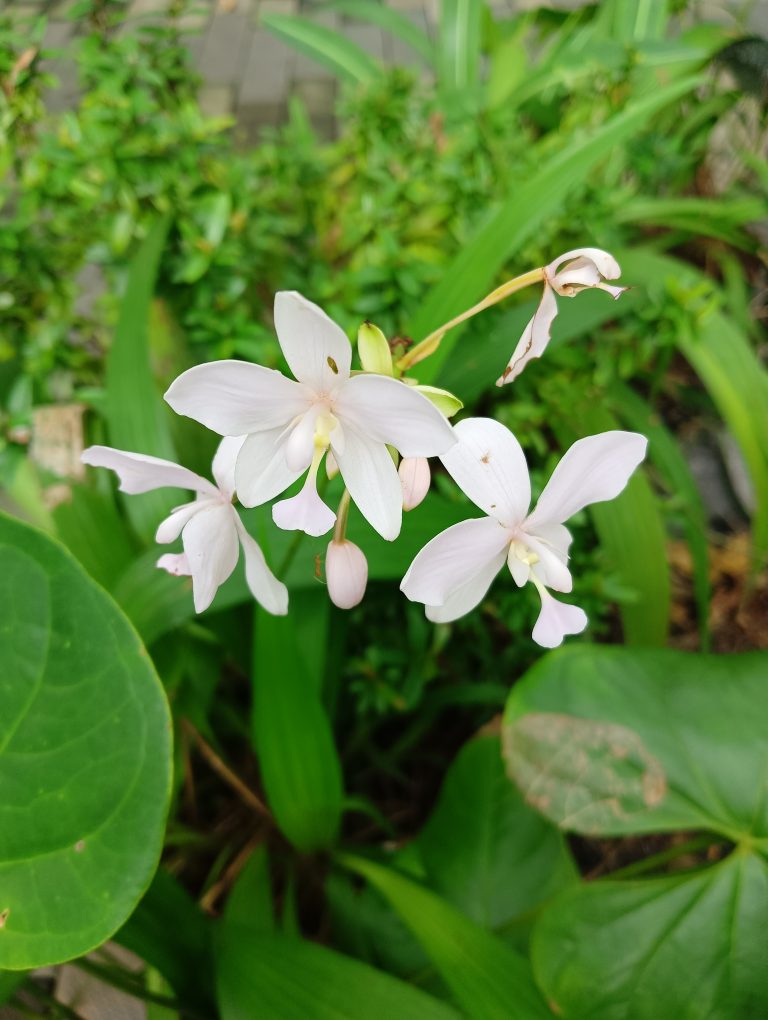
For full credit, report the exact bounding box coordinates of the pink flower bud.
[399,457,430,511]
[325,539,368,609]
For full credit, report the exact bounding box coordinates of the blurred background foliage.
[1,0,767,1015]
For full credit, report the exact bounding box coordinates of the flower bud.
[399,457,430,511]
[357,321,393,376]
[326,539,368,609]
[415,384,463,418]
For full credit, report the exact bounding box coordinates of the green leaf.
[323,0,434,63]
[252,602,343,851]
[339,854,551,1019]
[612,382,711,648]
[532,849,768,1019]
[598,0,670,42]
[52,485,136,592]
[117,868,215,1012]
[104,217,177,542]
[0,512,171,969]
[502,644,768,840]
[417,735,576,934]
[261,14,382,83]
[216,925,461,1020]
[618,248,768,569]
[438,0,484,92]
[410,75,700,382]
[222,845,275,935]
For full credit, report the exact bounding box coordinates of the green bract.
[0,513,171,969]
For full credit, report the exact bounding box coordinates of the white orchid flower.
[164,292,456,542]
[497,248,627,386]
[400,418,647,648]
[81,437,288,616]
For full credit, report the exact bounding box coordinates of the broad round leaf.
[0,513,171,968]
[532,853,768,1019]
[503,645,768,839]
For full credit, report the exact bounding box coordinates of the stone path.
[16,0,764,141]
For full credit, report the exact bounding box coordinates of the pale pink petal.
[156,552,191,576]
[272,473,336,537]
[274,291,352,392]
[525,536,573,593]
[211,436,246,498]
[233,517,288,616]
[164,360,310,436]
[181,502,239,613]
[333,429,402,542]
[425,548,508,623]
[284,406,321,472]
[547,247,621,282]
[81,445,216,497]
[507,552,530,588]
[400,516,511,606]
[526,431,648,530]
[399,457,431,511]
[337,375,455,458]
[235,427,304,508]
[531,586,588,648]
[440,417,530,528]
[155,499,207,544]
[325,539,368,609]
[496,283,558,386]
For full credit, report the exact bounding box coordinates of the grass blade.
[438,0,483,92]
[104,216,176,541]
[409,75,700,382]
[261,13,382,83]
[323,0,433,63]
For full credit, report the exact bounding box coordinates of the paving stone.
[41,19,75,52]
[257,0,299,17]
[344,22,386,62]
[238,28,296,104]
[199,82,235,116]
[198,11,251,85]
[292,76,335,115]
[388,8,433,69]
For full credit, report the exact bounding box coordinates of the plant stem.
[396,266,545,371]
[333,489,351,542]
[182,719,271,820]
[605,834,724,880]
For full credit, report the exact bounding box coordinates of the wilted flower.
[325,538,368,609]
[81,437,288,615]
[399,457,431,511]
[165,292,455,541]
[496,248,626,386]
[400,417,647,647]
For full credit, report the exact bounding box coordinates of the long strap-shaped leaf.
[339,854,551,1020]
[438,0,483,92]
[261,13,382,83]
[409,75,699,382]
[323,0,434,63]
[105,216,176,542]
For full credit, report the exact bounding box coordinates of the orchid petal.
[399,457,431,511]
[526,431,648,529]
[338,374,456,458]
[440,417,530,527]
[81,445,216,497]
[496,283,558,386]
[211,436,246,498]
[508,552,530,588]
[164,360,309,436]
[156,552,191,576]
[547,247,621,282]
[272,474,336,537]
[526,535,573,593]
[284,407,320,472]
[274,291,352,391]
[181,502,239,614]
[333,428,403,541]
[401,515,511,606]
[234,517,288,615]
[235,427,304,508]
[424,547,508,623]
[531,585,588,648]
[155,499,206,544]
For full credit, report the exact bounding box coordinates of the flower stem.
[397,266,546,372]
[333,488,351,542]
